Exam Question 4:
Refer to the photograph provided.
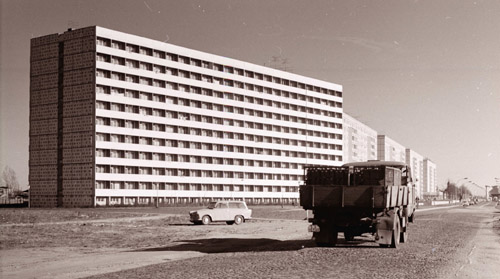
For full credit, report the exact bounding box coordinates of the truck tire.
[390,218,401,248]
[408,213,414,223]
[314,227,338,247]
[400,231,408,243]
[344,230,355,242]
[400,216,408,243]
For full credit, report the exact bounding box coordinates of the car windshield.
[207,202,217,209]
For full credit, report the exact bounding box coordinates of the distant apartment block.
[377,135,406,163]
[406,149,424,198]
[423,159,437,195]
[29,26,344,207]
[342,114,377,163]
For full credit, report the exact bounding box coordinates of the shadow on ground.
[133,236,382,254]
[134,238,315,253]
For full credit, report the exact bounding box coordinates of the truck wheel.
[344,231,355,242]
[390,218,401,248]
[400,231,408,243]
[202,215,211,225]
[314,227,338,247]
[400,217,408,243]
[234,215,244,225]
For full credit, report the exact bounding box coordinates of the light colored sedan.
[190,201,252,225]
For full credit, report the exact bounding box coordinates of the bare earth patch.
[0,206,309,279]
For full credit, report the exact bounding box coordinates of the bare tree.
[2,166,20,199]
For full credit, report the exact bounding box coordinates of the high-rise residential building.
[342,113,377,163]
[423,158,437,195]
[29,26,344,207]
[377,135,406,163]
[405,149,424,198]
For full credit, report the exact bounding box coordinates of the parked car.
[190,201,252,225]
[462,200,469,206]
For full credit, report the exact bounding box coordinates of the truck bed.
[300,184,410,210]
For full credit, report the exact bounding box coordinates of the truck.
[300,161,416,248]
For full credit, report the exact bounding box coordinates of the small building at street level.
[29,26,344,207]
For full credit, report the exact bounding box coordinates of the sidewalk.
[452,204,500,278]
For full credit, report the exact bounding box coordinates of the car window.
[207,202,217,209]
[216,202,228,208]
[229,202,246,208]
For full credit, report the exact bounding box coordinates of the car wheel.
[234,215,244,225]
[202,215,211,225]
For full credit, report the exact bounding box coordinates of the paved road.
[86,202,500,279]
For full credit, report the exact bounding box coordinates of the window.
[96,53,110,62]
[111,72,125,81]
[167,53,178,61]
[97,37,111,47]
[153,50,165,59]
[111,56,125,65]
[96,70,110,78]
[179,56,190,64]
[127,44,139,53]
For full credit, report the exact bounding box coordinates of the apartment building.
[377,135,406,163]
[29,26,344,207]
[423,158,437,195]
[405,149,424,198]
[342,113,377,163]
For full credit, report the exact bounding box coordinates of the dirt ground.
[1,204,499,279]
[0,205,310,279]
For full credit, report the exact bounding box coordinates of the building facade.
[377,135,406,163]
[29,26,344,207]
[423,158,437,196]
[405,149,424,198]
[343,114,377,163]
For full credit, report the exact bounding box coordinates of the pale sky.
[1,0,499,191]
